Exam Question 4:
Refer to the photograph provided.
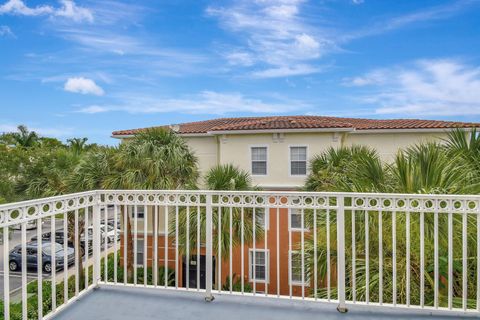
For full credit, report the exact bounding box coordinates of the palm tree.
[305,145,389,192]
[22,148,81,198]
[67,137,89,155]
[204,164,253,191]
[102,128,199,281]
[10,125,39,148]
[443,128,480,193]
[171,164,264,288]
[391,143,464,194]
[303,142,476,307]
[105,128,198,190]
[67,147,117,288]
[67,128,198,283]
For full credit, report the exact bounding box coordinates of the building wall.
[216,133,340,189]
[182,130,450,189]
[184,136,218,187]
[121,207,333,297]
[344,132,447,162]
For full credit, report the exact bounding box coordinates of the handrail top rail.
[1,189,480,211]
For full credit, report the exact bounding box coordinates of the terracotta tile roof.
[111,116,480,136]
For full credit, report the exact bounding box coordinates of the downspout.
[340,132,348,148]
[216,135,221,166]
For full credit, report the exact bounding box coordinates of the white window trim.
[128,205,145,220]
[288,208,309,232]
[255,207,269,230]
[288,145,308,177]
[250,145,269,176]
[289,250,310,286]
[248,248,269,283]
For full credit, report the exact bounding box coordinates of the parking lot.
[0,207,117,301]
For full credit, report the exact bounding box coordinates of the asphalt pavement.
[0,207,116,301]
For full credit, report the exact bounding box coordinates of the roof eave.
[111,132,214,139]
[207,127,355,135]
[351,127,478,134]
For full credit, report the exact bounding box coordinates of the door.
[182,255,215,289]
[26,248,37,269]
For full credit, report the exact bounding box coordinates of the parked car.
[9,241,75,273]
[31,227,103,256]
[11,219,43,230]
[81,227,106,248]
[100,224,120,243]
[106,218,122,232]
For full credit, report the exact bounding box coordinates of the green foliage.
[303,129,480,307]
[222,273,253,293]
[306,131,480,194]
[305,145,388,192]
[0,126,199,202]
[102,253,175,286]
[104,128,199,190]
[0,253,175,320]
[204,164,253,190]
[172,164,263,261]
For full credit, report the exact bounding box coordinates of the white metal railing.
[1,190,480,319]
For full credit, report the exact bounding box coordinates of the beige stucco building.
[111,115,478,295]
[112,115,476,190]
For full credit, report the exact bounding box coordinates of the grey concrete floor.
[52,286,478,320]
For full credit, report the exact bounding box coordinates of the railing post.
[205,193,214,302]
[93,192,102,287]
[336,195,348,313]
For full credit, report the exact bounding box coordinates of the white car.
[82,226,106,246]
[100,224,119,243]
[11,219,43,230]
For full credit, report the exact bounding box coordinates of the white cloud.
[0,25,14,37]
[0,0,53,16]
[77,91,308,115]
[349,59,480,116]
[346,69,388,86]
[0,0,93,22]
[78,105,109,114]
[207,0,475,79]
[206,0,327,78]
[251,64,320,78]
[224,51,255,66]
[342,1,475,41]
[64,77,104,96]
[54,0,93,23]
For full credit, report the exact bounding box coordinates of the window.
[249,250,268,282]
[290,251,309,285]
[289,208,307,231]
[255,208,269,230]
[290,146,307,175]
[136,239,145,266]
[251,147,267,175]
[129,205,145,219]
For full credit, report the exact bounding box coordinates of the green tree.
[303,140,476,307]
[305,145,389,192]
[102,128,199,281]
[67,137,94,155]
[171,164,264,288]
[8,125,39,148]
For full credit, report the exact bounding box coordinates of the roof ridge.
[112,115,480,136]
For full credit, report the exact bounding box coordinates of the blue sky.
[1,0,479,145]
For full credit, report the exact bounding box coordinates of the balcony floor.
[52,286,476,320]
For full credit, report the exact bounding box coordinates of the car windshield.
[42,243,63,255]
[102,225,114,232]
